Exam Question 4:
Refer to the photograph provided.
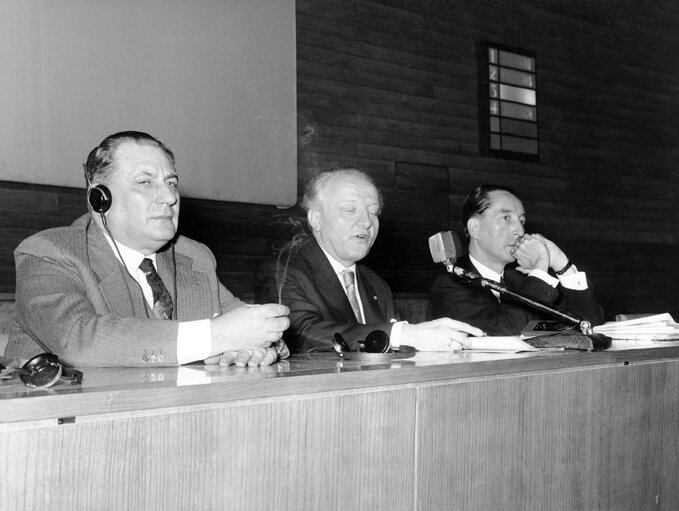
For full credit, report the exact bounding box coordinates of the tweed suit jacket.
[428,253,604,336]
[253,237,396,353]
[7,214,243,366]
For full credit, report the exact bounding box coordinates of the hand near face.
[401,318,484,351]
[210,303,290,354]
[526,233,569,272]
[511,234,550,273]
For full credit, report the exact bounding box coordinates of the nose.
[157,182,178,206]
[513,219,525,237]
[356,208,373,228]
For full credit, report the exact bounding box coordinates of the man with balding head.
[8,131,289,367]
[254,167,483,353]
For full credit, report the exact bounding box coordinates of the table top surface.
[2,340,679,423]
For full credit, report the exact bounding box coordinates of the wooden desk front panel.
[0,388,416,511]
[416,360,679,511]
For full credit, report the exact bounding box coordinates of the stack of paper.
[593,313,679,341]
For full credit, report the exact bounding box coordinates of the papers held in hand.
[593,313,679,341]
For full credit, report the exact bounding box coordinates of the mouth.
[353,233,371,243]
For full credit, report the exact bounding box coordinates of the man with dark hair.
[8,131,289,367]
[254,167,483,353]
[429,184,604,335]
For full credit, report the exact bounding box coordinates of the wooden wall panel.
[1,0,678,321]
[416,361,679,510]
[1,389,416,511]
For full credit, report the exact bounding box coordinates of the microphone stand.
[443,259,593,335]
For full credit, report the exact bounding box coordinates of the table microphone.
[428,231,594,336]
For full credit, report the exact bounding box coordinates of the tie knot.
[139,258,156,275]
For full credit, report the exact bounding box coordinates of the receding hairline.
[302,168,382,212]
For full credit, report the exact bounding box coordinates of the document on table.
[465,336,538,353]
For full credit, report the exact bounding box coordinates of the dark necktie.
[139,258,174,320]
[340,269,364,323]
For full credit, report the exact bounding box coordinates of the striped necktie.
[340,269,364,323]
[139,258,174,320]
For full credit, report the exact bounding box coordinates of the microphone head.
[429,231,462,263]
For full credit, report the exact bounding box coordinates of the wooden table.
[1,342,678,510]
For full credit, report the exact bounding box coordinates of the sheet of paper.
[466,336,538,353]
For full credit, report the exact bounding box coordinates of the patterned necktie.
[340,269,364,323]
[139,258,174,320]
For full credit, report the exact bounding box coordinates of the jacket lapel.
[86,218,147,317]
[356,268,386,322]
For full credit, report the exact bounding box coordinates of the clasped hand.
[511,233,568,274]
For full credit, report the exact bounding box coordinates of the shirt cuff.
[558,267,588,290]
[528,268,559,288]
[177,319,212,364]
[388,320,408,349]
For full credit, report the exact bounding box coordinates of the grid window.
[479,43,538,160]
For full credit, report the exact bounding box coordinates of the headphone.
[19,353,83,388]
[88,184,112,214]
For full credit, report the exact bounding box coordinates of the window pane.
[501,118,537,138]
[500,101,537,121]
[490,99,499,115]
[499,84,536,105]
[500,67,535,88]
[499,135,538,154]
[490,134,501,149]
[490,116,500,132]
[499,50,534,71]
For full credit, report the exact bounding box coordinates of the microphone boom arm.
[443,260,593,335]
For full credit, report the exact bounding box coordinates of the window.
[478,43,538,160]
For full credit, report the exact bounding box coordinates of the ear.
[307,208,321,232]
[467,217,480,239]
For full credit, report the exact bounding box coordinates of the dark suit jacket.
[428,254,604,336]
[7,214,243,366]
[253,237,396,353]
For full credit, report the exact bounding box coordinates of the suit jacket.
[253,237,396,353]
[7,214,243,366]
[428,254,604,336]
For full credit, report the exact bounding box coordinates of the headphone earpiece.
[88,184,112,214]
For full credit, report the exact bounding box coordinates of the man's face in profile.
[102,141,180,255]
[468,190,526,271]
[309,173,380,267]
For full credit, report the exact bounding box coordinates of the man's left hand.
[203,347,278,367]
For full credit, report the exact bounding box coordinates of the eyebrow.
[136,169,178,181]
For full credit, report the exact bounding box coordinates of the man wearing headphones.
[7,131,289,367]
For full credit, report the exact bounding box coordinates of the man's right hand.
[401,318,484,351]
[210,303,290,353]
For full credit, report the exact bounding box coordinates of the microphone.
[429,231,594,336]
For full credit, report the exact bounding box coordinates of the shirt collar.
[103,231,156,274]
[318,245,357,275]
[469,254,503,283]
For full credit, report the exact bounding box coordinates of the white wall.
[0,0,297,206]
